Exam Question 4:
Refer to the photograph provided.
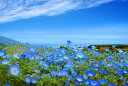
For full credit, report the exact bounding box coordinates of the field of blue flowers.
[0,41,128,86]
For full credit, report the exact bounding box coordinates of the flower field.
[0,41,128,86]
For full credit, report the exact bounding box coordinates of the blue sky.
[0,0,128,44]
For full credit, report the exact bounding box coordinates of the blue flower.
[90,80,100,86]
[91,46,96,50]
[24,76,31,84]
[115,69,123,76]
[5,84,12,86]
[75,81,80,85]
[75,76,84,83]
[100,70,108,74]
[71,70,77,76]
[100,79,107,84]
[9,65,21,77]
[1,59,10,65]
[75,51,88,59]
[92,66,100,71]
[67,40,71,45]
[105,49,110,51]
[60,48,67,54]
[117,49,123,53]
[64,62,74,69]
[122,70,128,74]
[65,82,70,85]
[2,55,10,58]
[20,54,26,60]
[50,71,58,76]
[31,78,38,83]
[0,50,6,56]
[46,60,52,65]
[13,53,19,59]
[88,48,92,51]
[63,55,70,60]
[84,79,91,85]
[59,70,69,76]
[86,71,96,77]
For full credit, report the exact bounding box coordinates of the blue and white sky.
[0,0,128,44]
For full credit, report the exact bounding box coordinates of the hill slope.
[0,35,20,45]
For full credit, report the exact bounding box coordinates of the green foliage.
[0,42,128,86]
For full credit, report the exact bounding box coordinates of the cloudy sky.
[0,0,128,44]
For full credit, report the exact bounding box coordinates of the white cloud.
[0,0,122,23]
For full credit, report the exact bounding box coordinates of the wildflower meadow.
[0,41,128,86]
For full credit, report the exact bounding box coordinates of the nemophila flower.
[5,84,12,86]
[24,76,31,84]
[118,63,126,67]
[9,65,21,77]
[50,71,58,76]
[105,49,110,52]
[59,70,69,76]
[88,48,92,51]
[75,76,84,83]
[98,61,107,66]
[63,55,70,60]
[117,49,123,53]
[107,56,113,61]
[100,79,107,84]
[100,70,108,74]
[1,59,10,65]
[75,81,80,85]
[67,40,71,45]
[71,70,77,76]
[64,62,74,69]
[39,55,44,60]
[2,54,10,58]
[46,60,52,65]
[122,69,128,74]
[75,51,88,59]
[65,82,70,85]
[86,71,96,77]
[31,78,38,83]
[60,48,67,54]
[20,53,26,60]
[94,51,100,56]
[41,63,49,70]
[115,69,123,76]
[91,46,96,50]
[92,66,100,71]
[0,50,6,56]
[90,80,100,86]
[84,79,91,85]
[13,53,19,59]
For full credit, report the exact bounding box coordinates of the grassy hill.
[0,35,20,44]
